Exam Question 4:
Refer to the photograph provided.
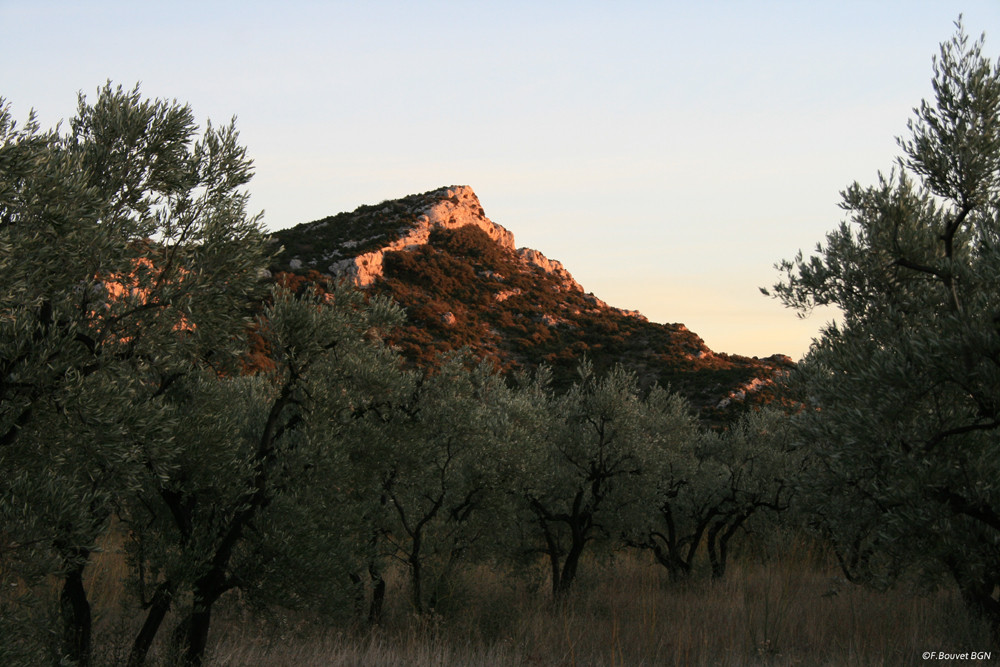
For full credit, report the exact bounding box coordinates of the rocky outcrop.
[325,186,515,287]
[283,185,600,293]
[516,248,582,293]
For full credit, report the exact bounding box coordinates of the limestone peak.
[276,185,584,294]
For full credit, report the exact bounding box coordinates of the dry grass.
[31,533,996,666]
[202,546,992,666]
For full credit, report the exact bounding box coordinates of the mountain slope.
[270,186,791,418]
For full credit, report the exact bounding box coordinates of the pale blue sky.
[3,1,998,358]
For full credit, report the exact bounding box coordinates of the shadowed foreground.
[77,534,992,667]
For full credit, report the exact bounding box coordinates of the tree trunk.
[546,548,562,599]
[539,520,562,599]
[59,553,92,667]
[709,511,753,580]
[713,518,743,579]
[409,552,423,614]
[368,566,386,626]
[349,572,365,619]
[127,582,173,667]
[183,570,227,666]
[184,604,213,667]
[555,523,586,598]
[556,544,582,597]
[707,522,724,579]
[650,541,690,583]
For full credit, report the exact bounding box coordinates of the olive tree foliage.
[120,284,405,666]
[0,83,269,665]
[365,356,512,615]
[767,23,1000,626]
[627,409,794,582]
[509,363,697,598]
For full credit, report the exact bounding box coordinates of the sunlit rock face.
[283,185,591,291]
[516,247,583,294]
[324,186,515,287]
[423,186,515,251]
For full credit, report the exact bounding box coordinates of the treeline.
[5,21,1000,666]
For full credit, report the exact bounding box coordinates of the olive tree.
[767,22,1000,628]
[121,284,404,666]
[366,357,509,615]
[1,83,268,665]
[626,408,792,582]
[511,363,688,598]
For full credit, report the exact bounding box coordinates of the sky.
[3,1,998,360]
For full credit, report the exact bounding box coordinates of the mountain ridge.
[270,185,792,419]
[278,185,643,317]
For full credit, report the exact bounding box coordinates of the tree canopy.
[1,82,271,666]
[769,20,1000,629]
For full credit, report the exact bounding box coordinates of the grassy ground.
[73,535,995,666]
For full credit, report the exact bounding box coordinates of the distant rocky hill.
[270,185,792,420]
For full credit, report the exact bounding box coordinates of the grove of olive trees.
[3,19,998,665]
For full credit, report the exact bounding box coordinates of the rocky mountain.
[270,185,792,420]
